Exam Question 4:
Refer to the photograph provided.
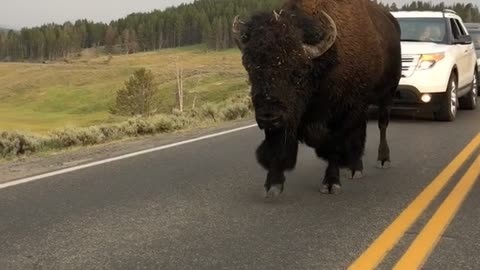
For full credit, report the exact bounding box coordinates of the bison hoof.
[350,170,365,179]
[342,169,365,180]
[265,184,283,198]
[376,160,391,169]
[319,184,342,194]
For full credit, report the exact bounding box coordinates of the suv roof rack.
[443,9,456,14]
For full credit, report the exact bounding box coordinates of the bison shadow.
[368,107,438,123]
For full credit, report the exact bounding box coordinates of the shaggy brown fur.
[282,0,401,103]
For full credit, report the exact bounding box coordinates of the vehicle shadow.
[368,108,436,123]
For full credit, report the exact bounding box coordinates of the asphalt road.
[1,109,480,270]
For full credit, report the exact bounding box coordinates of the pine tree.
[105,26,117,53]
[174,14,185,47]
[111,68,158,116]
[156,18,165,49]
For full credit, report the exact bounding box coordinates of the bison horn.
[232,15,247,51]
[303,11,337,59]
[273,10,284,21]
[232,15,245,34]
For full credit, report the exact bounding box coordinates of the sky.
[1,0,479,29]
[0,0,193,29]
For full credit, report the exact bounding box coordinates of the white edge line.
[0,124,258,190]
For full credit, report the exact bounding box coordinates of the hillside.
[0,45,247,133]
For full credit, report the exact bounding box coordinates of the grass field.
[0,45,249,133]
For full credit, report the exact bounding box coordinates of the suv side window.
[450,18,462,40]
[455,19,467,36]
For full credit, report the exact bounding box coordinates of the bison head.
[232,9,337,130]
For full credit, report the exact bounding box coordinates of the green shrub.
[50,127,106,147]
[199,103,220,121]
[111,68,159,117]
[79,127,106,145]
[50,128,81,147]
[98,124,125,140]
[151,115,176,132]
[118,120,139,136]
[0,131,46,157]
[128,118,156,135]
[220,103,251,121]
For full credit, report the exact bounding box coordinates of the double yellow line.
[348,133,480,270]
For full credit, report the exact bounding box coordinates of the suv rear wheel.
[459,69,478,110]
[435,72,458,121]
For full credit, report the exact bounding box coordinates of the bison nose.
[256,112,283,129]
[257,112,281,122]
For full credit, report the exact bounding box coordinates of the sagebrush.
[0,96,253,159]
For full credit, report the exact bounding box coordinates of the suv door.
[457,19,477,79]
[450,18,475,89]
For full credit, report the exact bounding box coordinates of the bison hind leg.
[376,103,392,169]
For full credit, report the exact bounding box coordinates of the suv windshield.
[397,18,447,44]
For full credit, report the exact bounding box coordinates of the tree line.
[1,0,479,62]
[0,0,282,62]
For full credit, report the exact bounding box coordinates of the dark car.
[466,23,480,94]
[465,23,480,64]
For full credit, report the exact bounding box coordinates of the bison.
[232,0,402,196]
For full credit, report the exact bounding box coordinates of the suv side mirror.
[455,35,473,44]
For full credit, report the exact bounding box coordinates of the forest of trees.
[1,0,479,62]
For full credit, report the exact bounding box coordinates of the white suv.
[391,9,478,121]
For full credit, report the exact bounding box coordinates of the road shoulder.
[0,119,256,184]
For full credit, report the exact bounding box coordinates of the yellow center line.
[348,133,480,270]
[393,154,480,269]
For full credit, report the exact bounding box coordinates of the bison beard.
[233,0,402,196]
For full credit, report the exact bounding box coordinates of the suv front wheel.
[435,72,458,121]
[459,69,478,110]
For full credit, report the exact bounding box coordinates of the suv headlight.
[417,53,445,70]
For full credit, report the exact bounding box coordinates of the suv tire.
[435,72,458,121]
[459,69,478,110]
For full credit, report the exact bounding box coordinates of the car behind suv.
[465,22,480,70]
[391,9,478,121]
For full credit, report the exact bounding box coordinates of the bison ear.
[232,15,248,52]
[302,11,337,59]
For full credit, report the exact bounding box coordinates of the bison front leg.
[256,129,298,198]
[317,121,367,193]
[318,152,342,195]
